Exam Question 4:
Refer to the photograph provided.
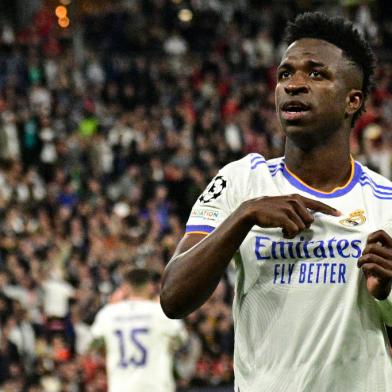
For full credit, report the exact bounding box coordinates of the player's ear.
[345,89,363,118]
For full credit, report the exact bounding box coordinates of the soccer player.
[160,12,392,392]
[91,268,187,392]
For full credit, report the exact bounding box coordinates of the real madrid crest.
[339,209,366,227]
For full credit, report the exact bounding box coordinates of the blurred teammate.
[161,12,392,391]
[91,268,187,392]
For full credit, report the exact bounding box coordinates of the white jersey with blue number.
[186,153,392,392]
[91,299,187,392]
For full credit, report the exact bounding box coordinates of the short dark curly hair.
[284,12,376,124]
[124,268,151,287]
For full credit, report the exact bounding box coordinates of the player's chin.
[281,119,312,135]
[281,121,318,147]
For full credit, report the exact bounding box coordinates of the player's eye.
[278,70,291,79]
[309,70,321,78]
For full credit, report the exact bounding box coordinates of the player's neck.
[284,140,352,192]
[127,295,150,301]
[126,287,151,301]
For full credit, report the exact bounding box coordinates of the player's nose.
[284,74,309,95]
[285,83,309,95]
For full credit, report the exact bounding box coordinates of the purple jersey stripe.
[185,224,215,233]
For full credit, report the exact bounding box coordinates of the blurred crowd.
[0,0,391,391]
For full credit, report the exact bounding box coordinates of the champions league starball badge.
[199,175,227,204]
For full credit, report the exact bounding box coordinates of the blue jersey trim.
[271,167,284,177]
[250,154,267,170]
[282,161,363,198]
[185,224,215,234]
[359,172,392,199]
[359,185,392,200]
[250,153,264,162]
[364,195,392,200]
[251,160,266,170]
[360,174,392,192]
[359,180,392,196]
[269,162,285,176]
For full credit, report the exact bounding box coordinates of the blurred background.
[0,0,391,391]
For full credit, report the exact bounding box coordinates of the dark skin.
[160,38,392,319]
[358,231,392,299]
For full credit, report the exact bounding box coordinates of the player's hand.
[240,194,341,239]
[357,230,392,300]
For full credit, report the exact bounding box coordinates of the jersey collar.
[282,158,363,198]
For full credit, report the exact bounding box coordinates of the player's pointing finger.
[300,196,342,217]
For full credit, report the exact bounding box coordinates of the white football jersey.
[91,299,187,392]
[186,154,392,392]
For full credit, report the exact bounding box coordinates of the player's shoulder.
[127,299,181,327]
[128,298,163,315]
[358,162,392,196]
[218,154,255,174]
[95,301,124,317]
[212,154,265,201]
[219,153,284,177]
[243,153,284,173]
[203,155,257,200]
[221,153,267,169]
[97,299,160,319]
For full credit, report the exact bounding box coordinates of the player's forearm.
[160,203,253,319]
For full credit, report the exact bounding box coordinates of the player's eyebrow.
[278,59,328,70]
[306,59,327,68]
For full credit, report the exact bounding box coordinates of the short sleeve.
[159,314,188,348]
[185,156,251,235]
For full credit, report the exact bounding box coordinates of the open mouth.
[281,101,310,121]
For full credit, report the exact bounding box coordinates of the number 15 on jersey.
[114,327,150,368]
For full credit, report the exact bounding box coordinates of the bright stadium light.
[58,17,70,28]
[178,9,193,22]
[55,5,68,19]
